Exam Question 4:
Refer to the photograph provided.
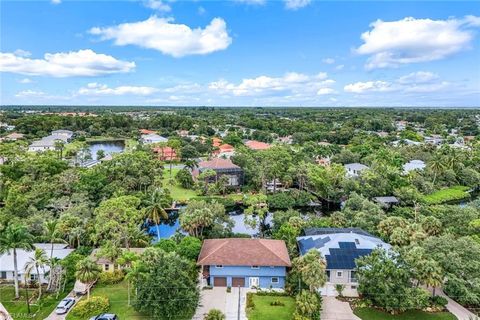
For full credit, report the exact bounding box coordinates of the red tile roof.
[198,158,240,169]
[245,140,271,150]
[197,238,291,267]
[140,129,156,134]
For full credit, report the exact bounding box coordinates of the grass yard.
[162,167,198,201]
[354,307,457,320]
[246,294,296,320]
[0,285,68,320]
[66,281,145,320]
[423,186,470,205]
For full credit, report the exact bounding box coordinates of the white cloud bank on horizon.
[89,16,232,58]
[0,49,135,77]
[78,83,159,96]
[356,15,480,69]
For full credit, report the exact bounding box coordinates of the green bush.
[98,270,124,284]
[246,292,255,309]
[226,286,231,293]
[270,299,285,306]
[204,309,226,320]
[429,295,448,308]
[70,296,109,318]
[423,186,470,205]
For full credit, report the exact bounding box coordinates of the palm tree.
[24,248,48,301]
[44,220,66,291]
[429,154,445,185]
[144,189,169,240]
[54,140,65,159]
[75,258,101,300]
[0,223,35,299]
[126,225,150,249]
[117,252,140,306]
[184,159,198,171]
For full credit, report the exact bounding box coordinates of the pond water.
[88,140,125,160]
[148,210,273,241]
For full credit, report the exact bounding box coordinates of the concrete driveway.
[193,287,250,320]
[321,296,361,320]
[44,291,81,320]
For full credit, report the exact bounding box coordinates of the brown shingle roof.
[198,158,240,170]
[197,238,291,267]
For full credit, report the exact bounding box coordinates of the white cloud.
[198,6,206,15]
[18,78,33,84]
[13,49,31,57]
[322,58,335,64]
[317,88,335,95]
[404,81,450,93]
[0,49,135,77]
[209,72,333,96]
[90,16,232,57]
[344,81,394,93]
[335,64,345,70]
[284,0,311,10]
[144,0,171,12]
[15,90,46,98]
[78,83,158,96]
[356,16,480,69]
[398,71,439,84]
[51,0,61,4]
[236,0,266,5]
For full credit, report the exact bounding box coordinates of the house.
[316,156,331,167]
[395,120,408,131]
[344,163,369,177]
[141,133,168,144]
[424,135,444,145]
[139,129,156,135]
[3,132,24,141]
[245,140,271,151]
[28,134,69,152]
[403,160,426,174]
[0,244,74,284]
[90,248,146,272]
[374,196,399,208]
[197,238,291,289]
[212,137,222,147]
[153,146,179,161]
[193,158,244,187]
[51,130,74,140]
[392,139,422,147]
[297,228,390,297]
[213,143,235,158]
[278,136,293,144]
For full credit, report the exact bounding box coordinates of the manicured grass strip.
[246,294,295,320]
[162,168,198,201]
[354,307,457,320]
[423,186,470,205]
[0,285,70,320]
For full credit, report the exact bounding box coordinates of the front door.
[249,277,259,288]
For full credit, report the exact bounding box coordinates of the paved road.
[44,291,81,320]
[321,296,361,320]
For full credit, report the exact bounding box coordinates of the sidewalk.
[428,288,477,320]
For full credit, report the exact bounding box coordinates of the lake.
[88,140,125,160]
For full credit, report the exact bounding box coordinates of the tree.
[402,246,443,296]
[177,236,202,261]
[244,194,269,237]
[24,248,48,301]
[167,139,182,177]
[44,220,66,291]
[144,188,170,240]
[75,258,101,300]
[54,140,65,159]
[428,154,445,185]
[293,290,322,320]
[133,248,199,320]
[180,200,218,238]
[96,149,105,160]
[292,250,327,292]
[118,251,140,306]
[176,168,195,189]
[0,223,35,299]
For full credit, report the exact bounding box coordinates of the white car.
[55,297,75,314]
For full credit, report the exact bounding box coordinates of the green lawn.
[0,285,69,320]
[246,294,296,320]
[354,307,457,320]
[66,281,145,320]
[423,186,470,205]
[162,167,198,202]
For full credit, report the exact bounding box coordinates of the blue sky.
[1,0,479,107]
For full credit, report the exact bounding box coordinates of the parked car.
[89,314,118,320]
[55,297,75,314]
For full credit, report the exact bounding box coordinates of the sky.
[1,0,480,107]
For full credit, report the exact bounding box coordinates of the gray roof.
[344,163,369,170]
[374,196,399,204]
[303,227,374,237]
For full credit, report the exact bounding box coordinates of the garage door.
[213,277,227,287]
[232,277,245,287]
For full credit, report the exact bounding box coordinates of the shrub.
[204,309,226,320]
[246,292,255,309]
[70,296,109,318]
[430,295,448,308]
[99,270,124,284]
[335,284,346,297]
[270,299,285,306]
[226,286,231,293]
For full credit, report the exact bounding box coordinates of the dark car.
[89,314,118,320]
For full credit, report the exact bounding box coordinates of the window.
[271,277,279,283]
[215,265,223,268]
[326,270,330,281]
[350,271,357,283]
[336,271,343,278]
[30,274,38,281]
[351,285,357,289]
[355,238,360,245]
[104,264,110,271]
[251,266,259,269]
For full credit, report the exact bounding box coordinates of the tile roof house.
[213,143,235,158]
[153,146,179,161]
[245,140,272,150]
[402,159,426,174]
[0,243,74,284]
[90,248,146,272]
[197,238,291,289]
[193,158,244,187]
[4,132,25,141]
[139,129,157,135]
[297,228,390,297]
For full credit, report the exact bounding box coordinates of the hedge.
[423,186,470,205]
[70,296,109,318]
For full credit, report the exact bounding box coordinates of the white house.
[344,163,369,177]
[403,160,426,174]
[51,130,74,140]
[297,228,391,297]
[140,133,168,144]
[0,243,74,284]
[28,130,73,152]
